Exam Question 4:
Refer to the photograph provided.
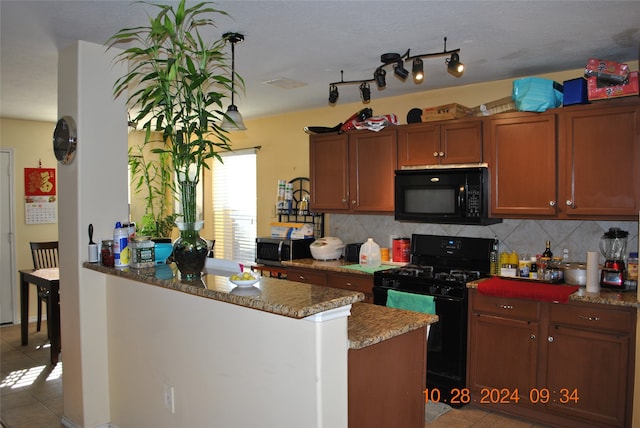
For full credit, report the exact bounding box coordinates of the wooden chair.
[29,241,59,334]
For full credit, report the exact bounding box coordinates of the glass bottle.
[542,240,553,258]
[489,238,499,275]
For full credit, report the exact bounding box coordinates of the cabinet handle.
[345,282,353,286]
[496,304,514,310]
[578,315,600,322]
[341,198,347,204]
[548,336,554,343]
[566,200,573,207]
[351,200,356,205]
[549,201,556,207]
[530,334,536,340]
[298,275,306,281]
[433,151,439,157]
[439,152,445,157]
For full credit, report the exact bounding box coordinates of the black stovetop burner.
[373,234,494,299]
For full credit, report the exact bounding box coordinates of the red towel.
[478,277,579,304]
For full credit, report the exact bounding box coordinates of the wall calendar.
[24,167,57,224]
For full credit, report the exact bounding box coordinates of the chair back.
[30,241,59,269]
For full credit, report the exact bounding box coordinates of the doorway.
[0,149,16,324]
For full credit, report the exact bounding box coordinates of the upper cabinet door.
[397,123,440,167]
[309,133,350,212]
[487,113,557,217]
[349,128,397,213]
[559,103,640,218]
[397,119,483,168]
[439,119,483,164]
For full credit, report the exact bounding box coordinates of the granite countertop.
[468,278,640,308]
[348,302,438,350]
[283,258,400,275]
[83,262,364,319]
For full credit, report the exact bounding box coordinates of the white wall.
[58,40,127,427]
[105,275,349,428]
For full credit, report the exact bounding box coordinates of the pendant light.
[221,32,247,131]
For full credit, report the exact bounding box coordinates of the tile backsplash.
[329,214,639,264]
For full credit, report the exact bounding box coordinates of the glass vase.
[173,221,208,281]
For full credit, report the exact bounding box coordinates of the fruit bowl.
[229,272,259,287]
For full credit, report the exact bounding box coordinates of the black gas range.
[373,234,494,406]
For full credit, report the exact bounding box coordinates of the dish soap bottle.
[360,238,381,268]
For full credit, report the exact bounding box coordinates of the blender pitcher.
[599,227,628,288]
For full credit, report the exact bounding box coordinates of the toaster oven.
[256,237,313,266]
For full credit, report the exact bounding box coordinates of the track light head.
[374,68,386,89]
[394,60,409,80]
[328,84,339,104]
[359,82,371,103]
[447,52,464,77]
[412,58,424,82]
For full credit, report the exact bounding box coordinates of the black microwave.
[255,237,313,266]
[394,166,502,225]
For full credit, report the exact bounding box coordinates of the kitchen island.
[83,262,437,428]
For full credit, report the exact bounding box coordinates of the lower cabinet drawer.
[549,301,634,332]
[329,272,373,302]
[471,292,541,321]
[287,267,328,286]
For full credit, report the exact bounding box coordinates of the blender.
[599,227,629,289]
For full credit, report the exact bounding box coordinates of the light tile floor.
[1,323,64,428]
[1,322,551,428]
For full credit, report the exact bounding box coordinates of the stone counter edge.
[83,262,364,319]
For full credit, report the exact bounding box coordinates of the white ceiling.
[1,0,639,124]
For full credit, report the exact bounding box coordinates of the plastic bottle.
[113,221,129,267]
[359,238,381,268]
[529,256,538,280]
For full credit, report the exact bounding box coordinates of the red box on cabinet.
[587,71,639,101]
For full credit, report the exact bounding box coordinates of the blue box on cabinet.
[563,78,589,106]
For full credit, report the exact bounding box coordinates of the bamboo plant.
[108,0,235,226]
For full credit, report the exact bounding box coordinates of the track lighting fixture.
[394,61,409,80]
[327,36,463,104]
[446,52,464,77]
[412,58,424,82]
[374,68,386,89]
[360,82,371,103]
[220,32,247,131]
[329,84,339,104]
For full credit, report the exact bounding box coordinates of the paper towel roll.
[586,251,600,293]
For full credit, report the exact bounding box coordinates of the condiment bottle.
[489,238,499,275]
[542,240,553,258]
[101,240,115,267]
[529,256,538,280]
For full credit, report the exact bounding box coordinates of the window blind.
[212,149,257,264]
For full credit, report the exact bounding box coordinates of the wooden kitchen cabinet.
[558,101,640,219]
[486,112,558,217]
[467,289,636,427]
[309,128,397,214]
[287,266,328,286]
[397,118,483,168]
[286,266,374,303]
[545,301,635,427]
[487,99,640,220]
[349,326,427,428]
[467,292,541,409]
